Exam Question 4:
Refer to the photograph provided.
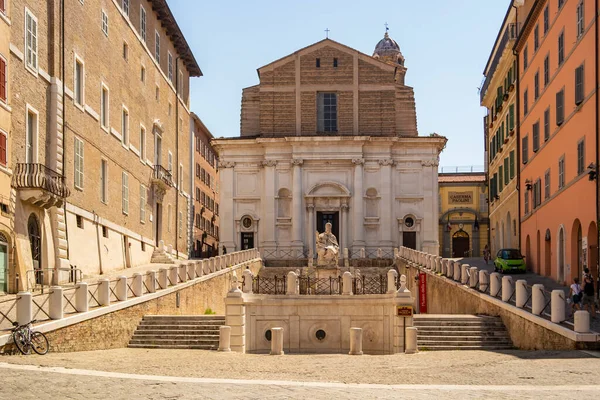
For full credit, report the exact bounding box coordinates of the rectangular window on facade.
[523,89,528,115]
[101,10,108,36]
[178,164,183,190]
[533,122,540,152]
[196,187,200,201]
[122,172,129,214]
[102,225,108,238]
[522,136,529,164]
[122,0,129,16]
[141,65,145,83]
[544,55,549,85]
[168,52,173,82]
[558,156,565,188]
[558,31,564,65]
[25,9,38,72]
[154,31,160,62]
[178,211,183,238]
[316,58,320,68]
[575,64,584,105]
[577,0,585,37]
[577,139,585,174]
[317,92,337,132]
[523,46,528,69]
[544,108,550,141]
[509,150,515,179]
[123,42,128,61]
[504,158,509,184]
[0,56,6,103]
[534,71,539,100]
[545,169,551,199]
[101,84,109,130]
[26,107,38,163]
[544,5,549,34]
[100,159,107,203]
[509,104,514,131]
[167,204,171,233]
[168,151,173,172]
[76,215,83,229]
[333,58,338,67]
[499,165,503,192]
[74,57,84,106]
[140,184,146,223]
[122,106,129,146]
[556,89,565,125]
[534,25,539,51]
[74,137,84,190]
[140,5,146,42]
[139,125,146,161]
[524,191,530,214]
[0,130,7,166]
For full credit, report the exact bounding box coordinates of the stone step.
[417,340,513,347]
[413,321,505,327]
[128,344,218,350]
[131,334,219,340]
[413,325,506,331]
[417,335,510,342]
[418,345,514,351]
[136,324,224,331]
[134,329,221,335]
[129,338,220,346]
[416,330,510,337]
[142,315,225,320]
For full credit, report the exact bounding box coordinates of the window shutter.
[509,151,515,179]
[0,57,6,102]
[522,137,529,164]
[122,172,129,214]
[140,184,146,222]
[575,65,584,105]
[556,90,564,125]
[0,133,6,165]
[504,158,509,183]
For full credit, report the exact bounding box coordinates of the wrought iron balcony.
[151,165,173,190]
[13,163,70,208]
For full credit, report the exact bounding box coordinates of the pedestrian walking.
[581,268,596,317]
[483,245,490,265]
[568,277,582,312]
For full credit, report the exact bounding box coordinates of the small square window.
[316,58,320,68]
[141,241,146,252]
[76,215,84,229]
[141,66,146,83]
[123,42,128,61]
[333,58,338,67]
[102,225,108,238]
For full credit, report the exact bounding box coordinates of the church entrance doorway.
[241,232,254,250]
[403,232,416,250]
[317,211,339,239]
[452,230,470,258]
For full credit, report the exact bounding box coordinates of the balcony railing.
[480,23,519,103]
[13,163,70,198]
[152,165,173,187]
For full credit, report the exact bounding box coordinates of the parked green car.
[494,249,526,273]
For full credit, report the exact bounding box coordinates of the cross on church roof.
[325,28,330,38]
[385,22,389,32]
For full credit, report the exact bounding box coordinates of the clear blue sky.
[168,0,509,168]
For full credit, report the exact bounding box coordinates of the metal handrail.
[152,165,173,187]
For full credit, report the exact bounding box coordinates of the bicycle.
[11,320,49,355]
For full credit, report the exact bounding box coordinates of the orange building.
[516,0,598,284]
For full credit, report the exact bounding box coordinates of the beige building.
[191,113,219,258]
[0,0,12,292]
[480,4,520,257]
[5,0,201,292]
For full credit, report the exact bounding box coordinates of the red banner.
[419,272,427,314]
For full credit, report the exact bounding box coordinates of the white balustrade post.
[516,280,528,308]
[187,263,196,280]
[49,286,63,320]
[479,270,489,292]
[116,276,127,301]
[16,292,32,325]
[243,269,254,294]
[502,276,514,302]
[574,310,591,333]
[169,266,179,285]
[178,264,187,282]
[453,261,461,281]
[195,261,203,277]
[158,268,168,289]
[285,271,297,295]
[270,327,284,355]
[440,259,447,276]
[349,327,363,355]
[394,248,399,259]
[98,279,110,306]
[75,282,89,312]
[146,271,157,293]
[461,264,470,285]
[531,284,545,316]
[201,260,208,275]
[387,269,398,293]
[218,326,231,352]
[468,267,478,288]
[342,271,353,295]
[551,290,566,323]
[405,327,418,354]
[490,273,501,297]
[436,256,442,273]
[132,273,143,297]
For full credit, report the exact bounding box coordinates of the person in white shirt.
[568,277,582,312]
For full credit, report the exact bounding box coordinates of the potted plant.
[509,129,515,136]
[509,83,515,92]
[503,93,509,101]
[504,137,509,144]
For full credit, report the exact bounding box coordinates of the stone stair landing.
[413,315,513,351]
[128,315,225,350]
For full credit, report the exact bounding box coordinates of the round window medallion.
[404,217,414,228]
[242,217,252,229]
[265,329,272,342]
[459,223,464,229]
[315,329,326,341]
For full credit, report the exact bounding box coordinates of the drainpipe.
[512,4,522,257]
[175,57,181,259]
[60,0,70,272]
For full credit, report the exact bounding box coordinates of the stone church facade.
[213,33,446,261]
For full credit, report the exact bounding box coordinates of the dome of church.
[373,31,404,66]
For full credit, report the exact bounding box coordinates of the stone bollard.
[49,286,64,320]
[515,280,528,308]
[342,271,353,295]
[98,278,110,306]
[116,276,128,301]
[169,266,179,286]
[195,261,203,277]
[270,327,284,355]
[75,282,89,312]
[387,269,398,293]
[531,284,545,316]
[286,271,298,295]
[490,273,501,297]
[551,290,566,323]
[440,259,447,276]
[178,264,187,282]
[479,270,489,292]
[16,291,32,325]
[132,273,143,297]
[468,267,478,288]
[349,327,363,355]
[574,310,591,333]
[461,264,470,285]
[405,327,418,354]
[158,268,168,290]
[501,276,514,302]
[187,263,196,280]
[453,261,461,282]
[243,269,254,294]
[146,271,157,293]
[218,326,231,352]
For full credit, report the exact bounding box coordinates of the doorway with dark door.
[155,203,162,246]
[124,236,132,268]
[452,230,470,258]
[27,214,42,284]
[316,211,339,239]
[403,231,417,250]
[241,232,254,250]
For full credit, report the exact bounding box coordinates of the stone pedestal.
[574,310,590,333]
[349,327,363,355]
[270,327,284,355]
[219,326,231,352]
[405,327,418,354]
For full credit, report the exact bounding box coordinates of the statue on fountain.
[316,222,339,267]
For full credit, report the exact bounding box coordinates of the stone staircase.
[413,315,513,351]
[128,315,225,350]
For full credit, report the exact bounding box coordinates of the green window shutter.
[509,104,515,130]
[499,166,503,192]
[504,158,509,183]
[509,150,515,179]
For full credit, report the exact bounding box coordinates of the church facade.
[213,33,446,261]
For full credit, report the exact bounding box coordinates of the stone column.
[341,201,349,257]
[387,269,398,293]
[349,328,363,355]
[291,159,303,250]
[490,272,501,296]
[132,273,143,297]
[422,158,440,255]
[342,271,353,295]
[219,162,236,251]
[158,268,168,290]
[306,203,315,258]
[225,288,246,353]
[352,159,365,249]
[574,310,590,333]
[146,271,157,293]
[116,276,127,301]
[262,160,277,252]
[379,159,394,249]
[287,271,298,295]
[468,267,478,288]
[461,264,470,284]
[531,284,545,315]
[479,270,489,292]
